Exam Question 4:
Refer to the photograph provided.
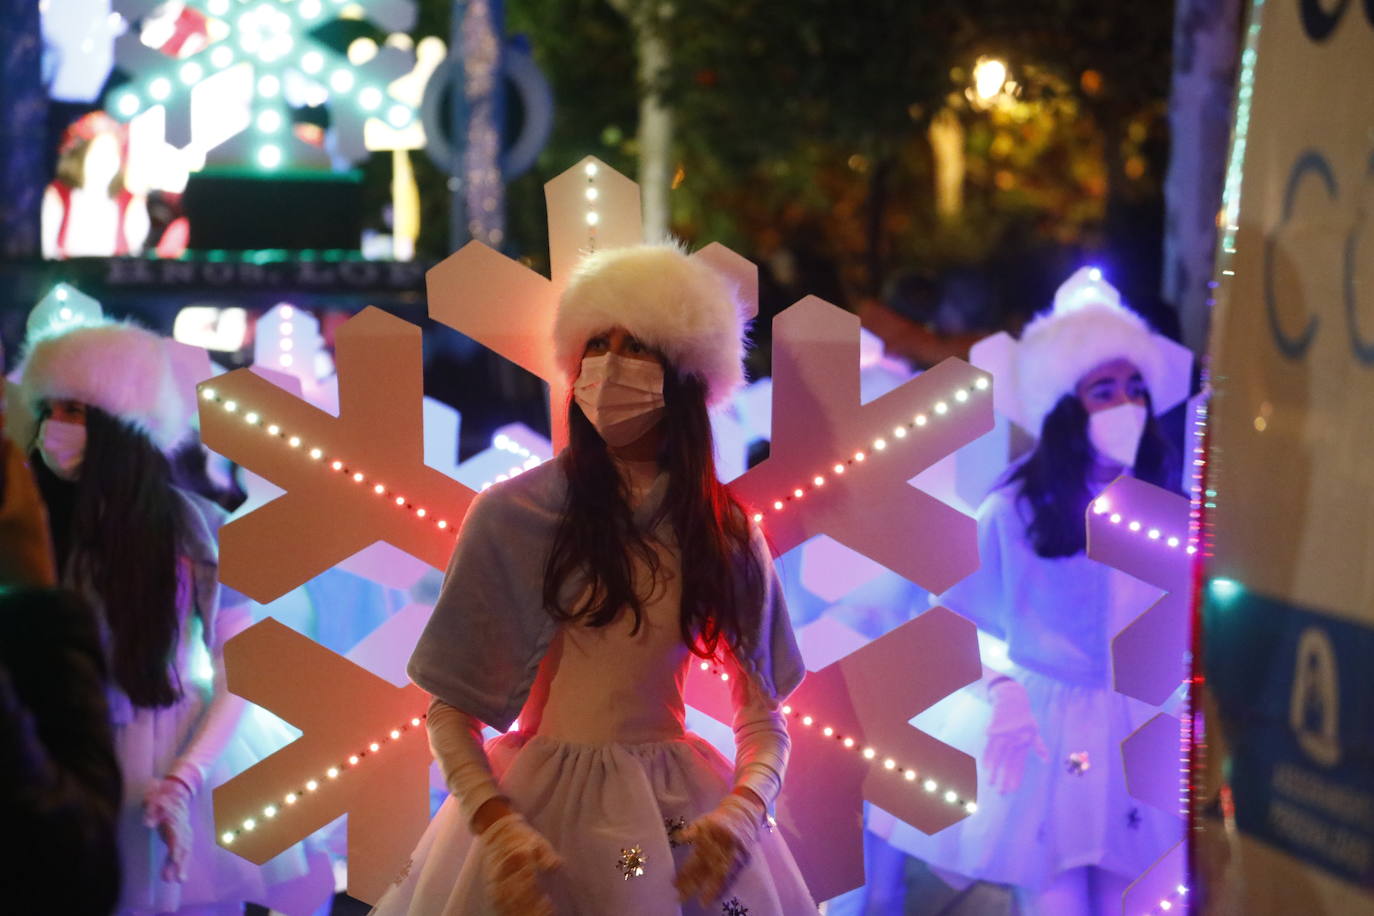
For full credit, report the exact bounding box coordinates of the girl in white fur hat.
[20,321,330,916]
[374,243,816,915]
[873,268,1182,916]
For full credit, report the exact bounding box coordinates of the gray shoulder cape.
[406,459,805,731]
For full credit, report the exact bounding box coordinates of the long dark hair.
[543,366,764,661]
[1002,393,1176,558]
[34,407,184,708]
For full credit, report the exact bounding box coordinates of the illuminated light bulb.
[327,767,340,779]
[244,818,257,830]
[118,93,141,116]
[935,402,949,414]
[955,389,969,402]
[1167,537,1180,548]
[279,307,294,320]
[180,61,203,84]
[279,353,293,367]
[306,780,319,792]
[224,400,238,413]
[1186,546,1197,555]
[285,792,298,804]
[883,758,896,770]
[437,520,448,529]
[298,0,322,17]
[222,831,236,844]
[309,448,322,460]
[1148,529,1161,540]
[801,716,814,727]
[373,484,385,494]
[814,476,825,486]
[280,321,294,335]
[924,779,937,792]
[720,672,730,682]
[258,75,280,97]
[843,737,855,748]
[833,464,845,474]
[416,508,427,518]
[330,70,354,92]
[1093,499,1110,514]
[411,717,421,726]
[752,512,763,523]
[387,105,409,128]
[279,337,294,353]
[149,77,172,100]
[369,742,380,752]
[1160,903,1172,912]
[348,755,359,765]
[265,804,277,817]
[390,729,401,740]
[331,460,343,470]
[301,50,324,73]
[394,496,405,506]
[863,748,876,760]
[793,488,804,499]
[915,414,928,426]
[1110,513,1122,524]
[203,388,217,400]
[894,426,907,438]
[975,376,990,390]
[353,472,364,483]
[267,424,280,435]
[584,162,598,177]
[585,188,599,201]
[288,436,301,448]
[854,451,866,462]
[1177,886,1188,895]
[358,86,382,111]
[773,500,784,510]
[873,438,887,451]
[965,801,978,813]
[1129,521,1142,532]
[211,46,233,69]
[822,726,834,737]
[904,770,917,782]
[585,211,600,226]
[257,144,282,168]
[944,790,958,803]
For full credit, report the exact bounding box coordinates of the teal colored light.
[180,61,203,84]
[210,45,234,69]
[1209,578,1244,602]
[257,144,283,169]
[149,77,172,101]
[256,109,283,132]
[386,104,410,127]
[116,92,140,116]
[358,86,382,110]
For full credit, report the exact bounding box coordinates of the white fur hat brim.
[553,242,746,407]
[20,321,191,452]
[1014,269,1167,434]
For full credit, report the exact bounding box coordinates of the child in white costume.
[20,322,331,916]
[873,269,1182,916]
[373,244,817,916]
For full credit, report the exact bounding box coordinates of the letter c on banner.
[1345,152,1374,364]
[1265,151,1333,360]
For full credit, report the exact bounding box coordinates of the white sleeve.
[729,654,790,813]
[166,602,250,795]
[426,696,505,826]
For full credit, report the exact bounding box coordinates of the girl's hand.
[143,776,193,882]
[985,678,1048,794]
[479,811,563,916]
[673,790,764,905]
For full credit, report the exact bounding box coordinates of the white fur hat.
[19,321,191,452]
[553,242,746,407]
[1014,267,1167,434]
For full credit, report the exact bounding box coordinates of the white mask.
[39,418,87,480]
[573,353,666,447]
[1088,402,1148,468]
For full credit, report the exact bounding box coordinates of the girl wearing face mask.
[20,321,329,916]
[375,243,815,916]
[872,269,1181,916]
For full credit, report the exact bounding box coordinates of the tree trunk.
[608,0,672,240]
[1162,0,1243,352]
[928,107,966,222]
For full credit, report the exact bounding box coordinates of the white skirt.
[869,668,1179,891]
[371,731,817,915]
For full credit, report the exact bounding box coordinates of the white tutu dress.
[371,459,816,915]
[870,487,1179,890]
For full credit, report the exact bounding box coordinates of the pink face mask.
[573,353,666,447]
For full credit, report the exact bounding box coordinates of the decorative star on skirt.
[617,845,647,880]
[1066,751,1091,775]
[722,897,750,915]
[664,816,688,848]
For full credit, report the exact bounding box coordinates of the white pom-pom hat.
[553,242,747,407]
[1014,267,1171,434]
[20,320,191,452]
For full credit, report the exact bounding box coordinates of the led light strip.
[749,375,991,524]
[1147,885,1189,913]
[1091,497,1197,555]
[199,387,457,536]
[480,434,547,491]
[276,304,296,369]
[697,661,976,813]
[584,161,600,249]
[220,714,427,845]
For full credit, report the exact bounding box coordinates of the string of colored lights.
[584,161,600,250]
[748,375,991,524]
[220,714,427,845]
[199,386,458,535]
[696,661,977,813]
[1091,497,1198,555]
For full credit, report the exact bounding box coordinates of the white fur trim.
[19,321,190,451]
[1014,268,1167,434]
[553,242,747,407]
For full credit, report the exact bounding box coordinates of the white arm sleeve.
[729,655,791,813]
[166,602,250,795]
[426,696,505,826]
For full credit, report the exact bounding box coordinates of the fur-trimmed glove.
[674,791,764,905]
[480,811,563,916]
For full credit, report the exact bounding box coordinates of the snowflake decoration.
[664,816,688,848]
[616,845,647,880]
[1066,751,1091,776]
[107,0,419,169]
[722,898,750,916]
